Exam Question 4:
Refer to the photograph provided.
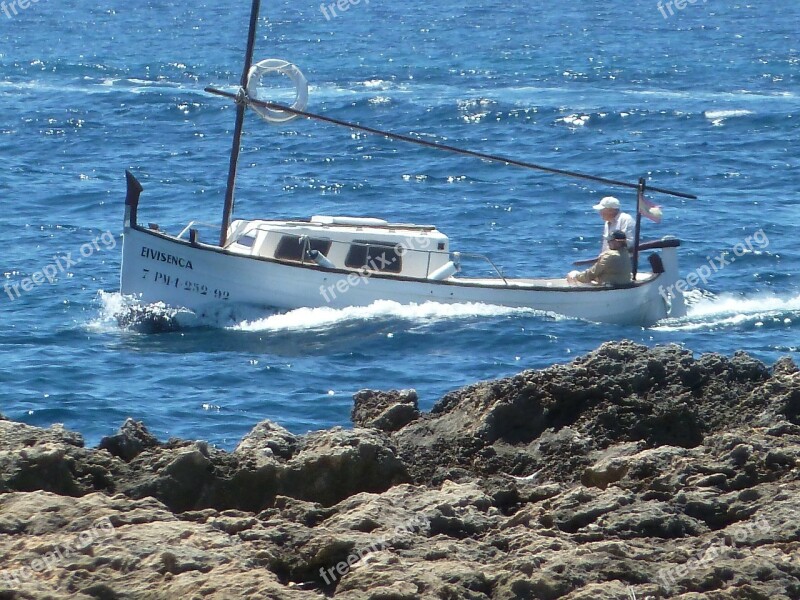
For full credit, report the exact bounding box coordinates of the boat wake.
[94,289,799,335]
[655,291,800,332]
[230,300,548,333]
[93,292,553,334]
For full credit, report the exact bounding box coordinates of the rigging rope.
[205,86,697,200]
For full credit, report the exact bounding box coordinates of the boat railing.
[177,221,221,241]
[453,251,509,285]
[225,227,260,248]
[224,221,281,248]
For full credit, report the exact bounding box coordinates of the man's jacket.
[575,248,632,286]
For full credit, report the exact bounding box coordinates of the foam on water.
[703,109,755,120]
[92,290,129,330]
[655,292,800,332]
[703,109,756,126]
[91,291,196,333]
[92,292,551,334]
[231,301,547,333]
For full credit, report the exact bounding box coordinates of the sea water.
[1,0,798,447]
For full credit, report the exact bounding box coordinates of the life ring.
[246,59,308,123]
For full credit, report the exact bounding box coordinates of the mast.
[632,178,645,279]
[219,0,262,247]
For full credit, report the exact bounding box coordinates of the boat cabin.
[226,215,456,279]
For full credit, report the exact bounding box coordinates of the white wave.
[0,78,184,97]
[90,290,129,331]
[655,292,800,332]
[3,76,794,114]
[704,109,754,120]
[0,80,63,91]
[90,293,550,334]
[703,109,755,127]
[688,293,800,318]
[359,79,392,89]
[368,95,392,105]
[231,300,544,333]
[557,114,590,127]
[89,291,197,333]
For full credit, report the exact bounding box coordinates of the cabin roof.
[232,216,444,236]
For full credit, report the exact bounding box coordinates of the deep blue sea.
[1,0,798,448]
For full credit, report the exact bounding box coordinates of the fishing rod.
[205,86,697,201]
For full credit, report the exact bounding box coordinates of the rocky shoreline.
[1,341,799,599]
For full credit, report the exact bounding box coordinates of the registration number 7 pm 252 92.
[143,269,230,300]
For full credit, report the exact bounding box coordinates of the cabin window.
[237,234,256,248]
[345,241,402,273]
[275,235,332,262]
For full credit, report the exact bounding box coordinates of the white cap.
[592,196,620,211]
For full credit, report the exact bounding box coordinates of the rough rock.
[392,342,797,485]
[352,389,420,432]
[1,341,799,599]
[0,420,127,497]
[235,419,298,460]
[98,417,161,461]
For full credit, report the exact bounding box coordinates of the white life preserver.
[246,59,308,123]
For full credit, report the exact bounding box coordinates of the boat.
[119,0,694,327]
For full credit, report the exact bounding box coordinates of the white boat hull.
[120,222,686,327]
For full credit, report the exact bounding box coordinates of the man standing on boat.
[594,196,635,252]
[568,231,632,286]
